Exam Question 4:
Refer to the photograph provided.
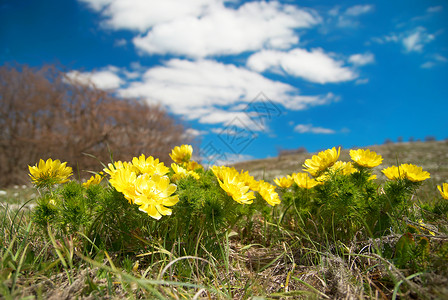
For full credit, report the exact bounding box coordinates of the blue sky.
[1,0,447,164]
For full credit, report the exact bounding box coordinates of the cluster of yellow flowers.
[27,144,448,220]
[382,164,431,182]
[275,147,342,189]
[103,154,178,220]
[102,145,203,220]
[169,144,202,182]
[302,147,341,177]
[211,166,281,206]
[274,147,431,190]
[274,173,320,189]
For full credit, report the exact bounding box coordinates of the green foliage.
[32,181,150,253]
[14,145,448,299]
[31,168,260,258]
[280,168,382,243]
[296,171,437,244]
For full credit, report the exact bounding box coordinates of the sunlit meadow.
[1,143,448,299]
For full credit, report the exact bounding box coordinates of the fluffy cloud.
[79,0,215,32]
[116,59,336,127]
[76,0,356,131]
[373,27,435,54]
[133,1,320,57]
[344,5,374,16]
[80,0,320,57]
[348,53,375,66]
[329,4,374,28]
[247,48,357,84]
[183,128,208,138]
[355,78,369,85]
[421,62,436,69]
[421,53,447,68]
[210,153,255,166]
[66,67,124,89]
[427,6,443,13]
[294,124,335,134]
[402,27,435,52]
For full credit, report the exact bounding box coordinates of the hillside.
[232,140,448,192]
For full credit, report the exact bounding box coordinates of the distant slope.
[232,140,448,191]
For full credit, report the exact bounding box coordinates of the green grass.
[1,140,448,299]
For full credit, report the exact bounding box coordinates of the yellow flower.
[303,147,340,176]
[315,174,330,183]
[274,176,294,188]
[108,167,138,203]
[292,172,321,189]
[211,166,238,181]
[349,149,383,168]
[83,173,103,188]
[29,158,73,188]
[382,164,430,182]
[133,174,179,220]
[132,154,169,176]
[382,165,404,180]
[185,160,203,171]
[211,167,261,203]
[103,161,130,177]
[170,144,193,164]
[438,183,448,200]
[330,161,357,175]
[257,180,281,206]
[238,170,259,190]
[216,171,255,204]
[400,164,430,182]
[171,163,200,182]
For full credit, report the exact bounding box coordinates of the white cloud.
[79,0,216,32]
[421,62,435,69]
[345,5,373,16]
[328,6,340,17]
[372,34,399,44]
[434,54,448,62]
[184,128,208,138]
[421,53,448,69]
[205,152,254,166]
[330,4,374,28]
[247,48,357,84]
[210,123,255,136]
[79,0,114,11]
[198,110,257,130]
[294,124,335,134]
[80,0,320,57]
[373,27,435,54]
[182,128,208,143]
[348,53,375,66]
[427,6,443,13]
[355,78,369,85]
[132,1,320,57]
[114,38,127,47]
[66,67,124,89]
[116,59,336,127]
[402,27,435,52]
